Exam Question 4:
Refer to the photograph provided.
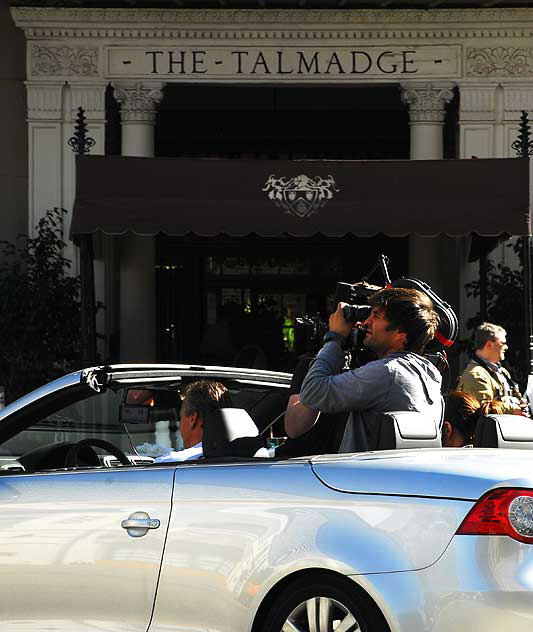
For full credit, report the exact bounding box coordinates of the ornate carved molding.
[401,83,455,123]
[12,7,533,26]
[466,47,533,77]
[25,81,64,120]
[458,83,498,121]
[17,27,533,41]
[503,85,533,119]
[12,7,533,41]
[31,45,98,77]
[113,82,164,123]
[69,83,107,121]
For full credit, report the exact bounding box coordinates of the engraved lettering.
[251,51,271,74]
[325,52,345,75]
[192,50,207,74]
[277,51,293,75]
[351,51,372,74]
[168,50,186,74]
[402,50,418,74]
[145,50,164,74]
[376,51,397,74]
[297,51,319,74]
[231,50,248,74]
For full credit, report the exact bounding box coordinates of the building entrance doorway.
[157,235,407,371]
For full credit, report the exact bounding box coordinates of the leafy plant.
[464,239,528,388]
[0,208,81,403]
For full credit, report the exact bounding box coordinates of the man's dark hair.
[473,322,506,350]
[443,390,504,445]
[181,380,228,419]
[369,287,440,353]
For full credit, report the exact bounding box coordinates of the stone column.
[114,82,163,157]
[401,82,455,294]
[67,83,107,362]
[401,82,455,160]
[25,81,65,236]
[501,83,533,157]
[65,82,107,270]
[113,82,164,363]
[26,80,108,361]
[458,83,500,159]
[457,83,501,335]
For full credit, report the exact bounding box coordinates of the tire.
[259,575,388,632]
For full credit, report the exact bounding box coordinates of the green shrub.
[0,208,81,403]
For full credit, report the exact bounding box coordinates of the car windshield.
[0,388,175,463]
[0,378,289,470]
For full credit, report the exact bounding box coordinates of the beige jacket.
[458,359,519,413]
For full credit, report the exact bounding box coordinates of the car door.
[0,465,175,632]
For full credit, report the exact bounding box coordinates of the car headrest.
[474,414,533,448]
[203,408,267,458]
[368,411,441,450]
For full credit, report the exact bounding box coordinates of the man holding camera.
[287,287,443,452]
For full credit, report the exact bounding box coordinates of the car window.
[0,389,120,461]
[0,378,289,471]
[0,387,180,465]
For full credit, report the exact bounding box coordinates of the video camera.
[294,255,459,384]
[294,281,377,360]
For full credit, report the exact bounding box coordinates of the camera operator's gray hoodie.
[299,341,443,453]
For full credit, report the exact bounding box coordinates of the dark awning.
[72,155,531,237]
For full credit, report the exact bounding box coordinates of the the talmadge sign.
[106,45,460,81]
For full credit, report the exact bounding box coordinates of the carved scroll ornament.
[467,47,533,77]
[31,45,98,77]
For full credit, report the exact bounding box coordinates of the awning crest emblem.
[262,173,340,218]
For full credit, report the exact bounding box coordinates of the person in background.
[442,390,503,447]
[458,322,528,415]
[155,380,228,462]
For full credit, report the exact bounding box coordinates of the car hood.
[311,448,533,500]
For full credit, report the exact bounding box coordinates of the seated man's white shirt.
[154,442,203,462]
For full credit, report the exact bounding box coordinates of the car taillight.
[456,488,533,544]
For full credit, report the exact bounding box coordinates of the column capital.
[458,82,499,122]
[68,82,108,123]
[25,80,64,121]
[401,82,455,124]
[112,81,164,123]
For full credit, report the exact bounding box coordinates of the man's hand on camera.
[329,302,354,337]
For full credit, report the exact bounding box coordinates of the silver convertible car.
[1,364,533,632]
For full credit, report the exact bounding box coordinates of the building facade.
[5,1,532,371]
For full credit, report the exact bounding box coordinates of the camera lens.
[342,305,371,323]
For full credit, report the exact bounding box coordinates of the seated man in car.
[155,380,228,462]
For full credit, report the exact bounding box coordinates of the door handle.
[121,511,160,537]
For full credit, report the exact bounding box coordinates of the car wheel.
[260,576,387,632]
